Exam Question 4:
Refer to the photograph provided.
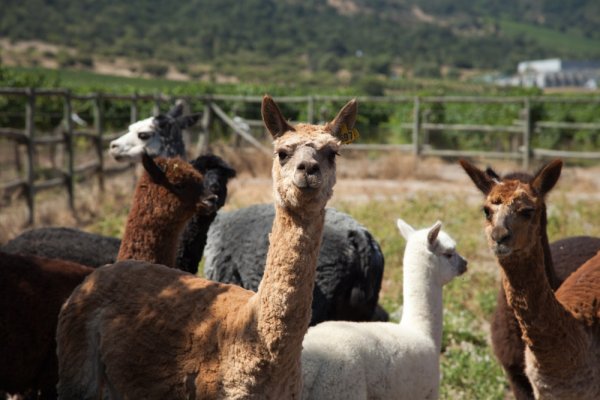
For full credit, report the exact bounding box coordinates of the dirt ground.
[1,147,599,244]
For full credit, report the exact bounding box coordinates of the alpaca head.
[140,153,218,220]
[460,159,562,260]
[189,154,237,211]
[261,95,357,213]
[110,103,200,161]
[397,218,467,286]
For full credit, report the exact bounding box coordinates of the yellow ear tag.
[339,123,359,144]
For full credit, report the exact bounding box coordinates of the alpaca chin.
[493,244,513,257]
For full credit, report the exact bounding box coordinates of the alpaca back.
[556,254,600,324]
[57,260,254,399]
[528,258,600,399]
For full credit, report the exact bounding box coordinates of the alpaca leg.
[491,291,534,400]
[506,365,535,400]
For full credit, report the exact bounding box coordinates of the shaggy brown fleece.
[57,96,356,399]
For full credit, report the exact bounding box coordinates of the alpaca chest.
[525,345,600,400]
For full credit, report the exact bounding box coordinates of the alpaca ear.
[142,152,168,185]
[427,221,442,246]
[221,163,237,179]
[262,95,295,139]
[396,218,415,240]
[155,115,170,130]
[177,113,202,129]
[326,99,358,142]
[485,166,501,181]
[531,159,562,197]
[167,103,184,118]
[459,159,495,195]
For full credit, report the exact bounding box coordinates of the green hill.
[1,0,598,83]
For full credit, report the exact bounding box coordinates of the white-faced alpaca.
[56,95,355,399]
[109,102,200,161]
[461,159,600,400]
[301,218,467,400]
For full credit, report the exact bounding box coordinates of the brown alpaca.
[484,167,600,399]
[117,152,218,266]
[461,159,600,400]
[56,95,356,399]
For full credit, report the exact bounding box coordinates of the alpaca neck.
[254,203,325,359]
[399,252,444,350]
[117,185,187,267]
[176,212,217,272]
[500,243,583,370]
[540,207,559,289]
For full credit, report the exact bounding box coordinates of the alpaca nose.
[458,256,468,274]
[297,160,320,175]
[202,194,218,209]
[491,226,511,244]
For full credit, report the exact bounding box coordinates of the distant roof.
[518,58,600,74]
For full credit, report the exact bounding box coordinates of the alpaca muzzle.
[294,161,322,189]
[200,194,219,212]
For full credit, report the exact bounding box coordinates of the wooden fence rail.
[1,89,600,224]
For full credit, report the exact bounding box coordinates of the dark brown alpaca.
[461,159,600,399]
[117,153,218,266]
[0,253,93,399]
[484,167,600,399]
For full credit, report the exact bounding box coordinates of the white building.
[514,58,600,89]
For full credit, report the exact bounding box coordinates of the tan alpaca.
[461,159,600,400]
[56,95,356,400]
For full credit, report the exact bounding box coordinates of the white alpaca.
[301,218,467,400]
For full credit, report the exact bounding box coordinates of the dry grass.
[2,148,599,243]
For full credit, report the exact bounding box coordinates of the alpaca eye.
[519,208,535,218]
[138,131,152,140]
[278,150,288,162]
[483,206,493,221]
[327,148,339,163]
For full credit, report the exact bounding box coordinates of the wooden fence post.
[64,90,75,213]
[307,96,315,124]
[523,97,531,169]
[153,93,161,116]
[412,96,421,157]
[195,98,212,156]
[130,92,139,124]
[25,88,36,225]
[93,93,105,191]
